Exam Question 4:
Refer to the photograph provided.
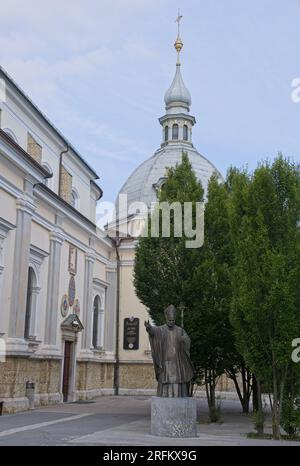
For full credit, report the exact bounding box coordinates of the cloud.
[2,0,299,207]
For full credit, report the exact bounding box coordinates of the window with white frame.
[24,266,36,339]
[92,295,105,349]
[24,246,47,341]
[183,124,188,141]
[172,124,179,140]
[164,125,169,142]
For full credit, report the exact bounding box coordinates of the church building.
[0,26,230,413]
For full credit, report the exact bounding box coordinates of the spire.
[175,9,183,65]
[164,11,192,113]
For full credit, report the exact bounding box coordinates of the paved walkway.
[0,396,299,446]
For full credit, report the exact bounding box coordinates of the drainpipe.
[58,145,69,196]
[114,236,121,396]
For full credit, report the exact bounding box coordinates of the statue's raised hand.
[144,320,151,332]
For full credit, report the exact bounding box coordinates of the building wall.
[0,85,117,412]
[120,362,156,391]
[0,71,98,222]
[0,357,61,414]
[76,361,114,399]
[118,243,152,365]
[0,157,117,412]
[0,69,238,415]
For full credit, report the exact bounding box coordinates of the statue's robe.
[148,324,194,397]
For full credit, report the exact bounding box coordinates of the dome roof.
[114,25,223,224]
[116,144,223,219]
[164,64,191,111]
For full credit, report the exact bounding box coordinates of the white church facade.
[0,29,233,413]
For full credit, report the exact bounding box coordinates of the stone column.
[44,225,64,346]
[81,251,95,350]
[105,268,117,354]
[0,218,15,335]
[8,197,35,339]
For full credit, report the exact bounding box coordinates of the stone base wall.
[119,363,238,394]
[0,358,240,414]
[0,357,61,413]
[119,362,156,390]
[75,361,114,400]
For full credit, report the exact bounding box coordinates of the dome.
[114,22,223,224]
[116,144,223,219]
[164,64,191,111]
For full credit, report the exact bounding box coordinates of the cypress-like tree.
[134,155,249,416]
[188,174,251,419]
[229,156,300,439]
[134,153,204,323]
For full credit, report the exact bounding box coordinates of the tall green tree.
[134,156,251,418]
[134,152,204,323]
[229,156,300,439]
[187,174,252,419]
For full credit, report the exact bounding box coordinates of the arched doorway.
[61,314,84,402]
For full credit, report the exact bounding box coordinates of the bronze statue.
[145,304,194,397]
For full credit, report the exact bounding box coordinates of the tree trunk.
[252,375,258,412]
[256,379,264,436]
[272,358,281,440]
[205,368,219,422]
[241,366,252,413]
[227,365,252,414]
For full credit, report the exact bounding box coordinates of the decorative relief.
[73,299,80,316]
[68,244,77,275]
[68,276,76,307]
[60,294,69,317]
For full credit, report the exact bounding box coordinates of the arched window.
[164,126,169,142]
[172,124,179,140]
[92,295,101,349]
[71,189,79,209]
[24,267,35,339]
[183,125,188,141]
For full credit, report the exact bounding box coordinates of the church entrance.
[60,314,84,402]
[62,341,73,402]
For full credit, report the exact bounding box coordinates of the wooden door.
[62,341,72,402]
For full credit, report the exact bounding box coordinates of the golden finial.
[174,9,183,63]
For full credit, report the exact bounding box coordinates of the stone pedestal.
[151,396,197,438]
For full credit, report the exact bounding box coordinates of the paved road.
[0,397,299,446]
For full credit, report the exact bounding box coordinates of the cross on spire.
[175,9,183,37]
[174,9,184,63]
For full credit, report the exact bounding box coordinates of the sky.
[0,0,300,204]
